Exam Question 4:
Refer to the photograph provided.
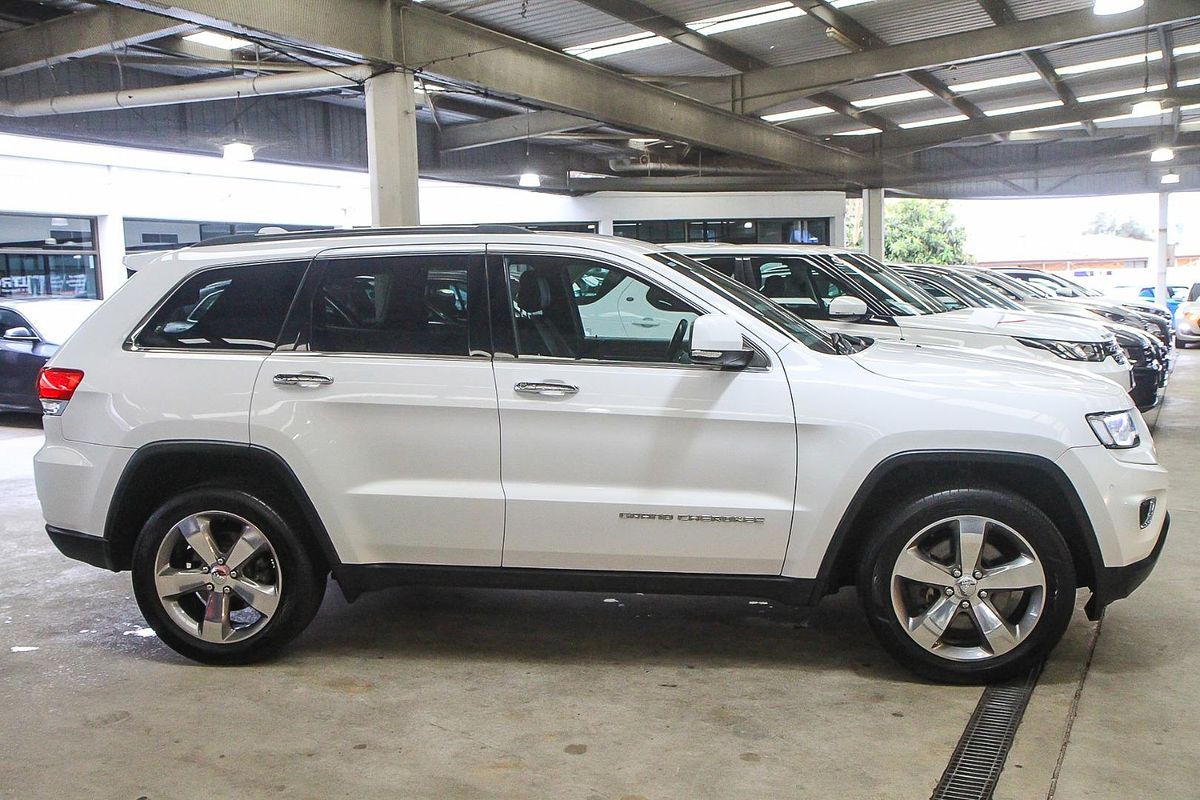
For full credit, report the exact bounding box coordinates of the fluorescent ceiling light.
[184,31,252,50]
[688,3,802,36]
[832,127,883,136]
[1150,146,1175,162]
[950,72,1040,92]
[1077,84,1166,103]
[568,0,875,59]
[898,114,969,129]
[564,32,667,60]
[761,106,836,122]
[518,172,541,188]
[1161,172,1180,184]
[1178,77,1200,88]
[222,141,254,161]
[1058,51,1160,76]
[1131,99,1164,116]
[984,100,1063,117]
[852,89,931,108]
[1093,0,1144,14]
[1012,121,1085,134]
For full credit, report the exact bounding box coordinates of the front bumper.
[1085,512,1169,620]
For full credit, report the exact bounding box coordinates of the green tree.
[884,199,973,265]
[1084,212,1151,241]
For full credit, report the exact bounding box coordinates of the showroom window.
[134,261,306,351]
[613,217,831,245]
[509,222,599,233]
[123,218,330,251]
[0,213,100,299]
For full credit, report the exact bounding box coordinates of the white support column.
[1156,191,1170,306]
[863,187,884,259]
[365,69,420,227]
[94,212,127,300]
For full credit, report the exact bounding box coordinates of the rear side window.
[309,254,482,356]
[135,261,305,351]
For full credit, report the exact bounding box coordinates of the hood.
[849,339,1130,402]
[900,307,1110,342]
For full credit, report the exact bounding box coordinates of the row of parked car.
[31,225,1170,683]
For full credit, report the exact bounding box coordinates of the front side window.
[744,256,855,321]
[504,254,698,364]
[310,254,480,356]
[905,274,965,310]
[827,254,945,316]
[0,308,29,337]
[135,261,305,350]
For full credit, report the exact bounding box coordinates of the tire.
[131,487,326,665]
[857,487,1075,684]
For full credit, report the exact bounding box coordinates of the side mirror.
[2,326,37,342]
[1055,286,1074,297]
[690,314,754,370]
[828,295,870,318]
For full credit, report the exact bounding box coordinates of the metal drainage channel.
[930,663,1043,800]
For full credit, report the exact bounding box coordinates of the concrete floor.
[1,356,1197,800]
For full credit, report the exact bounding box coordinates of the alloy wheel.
[889,514,1047,662]
[152,510,282,645]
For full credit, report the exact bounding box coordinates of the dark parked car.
[0,299,100,413]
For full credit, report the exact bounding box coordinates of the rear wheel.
[131,488,326,664]
[858,487,1075,684]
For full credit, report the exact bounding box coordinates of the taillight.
[38,368,84,415]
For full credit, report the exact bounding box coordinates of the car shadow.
[0,412,43,430]
[289,580,919,683]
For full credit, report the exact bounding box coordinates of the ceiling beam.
[571,0,767,73]
[685,0,1200,114]
[439,110,600,152]
[878,85,1200,151]
[95,0,879,180]
[0,4,189,77]
[578,0,888,130]
[793,0,986,123]
[975,0,1090,133]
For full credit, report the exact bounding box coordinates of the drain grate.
[930,663,1043,800]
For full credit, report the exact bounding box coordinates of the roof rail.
[184,224,535,249]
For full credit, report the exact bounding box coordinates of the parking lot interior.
[4,0,1200,797]
[0,354,1193,798]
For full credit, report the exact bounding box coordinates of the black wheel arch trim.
[103,439,343,574]
[812,450,1105,604]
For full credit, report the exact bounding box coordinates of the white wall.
[0,133,845,297]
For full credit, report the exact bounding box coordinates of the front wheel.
[131,488,326,664]
[858,487,1075,684]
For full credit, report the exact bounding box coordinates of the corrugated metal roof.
[1004,0,1094,21]
[851,0,995,46]
[593,42,738,76]
[420,0,642,49]
[713,18,845,66]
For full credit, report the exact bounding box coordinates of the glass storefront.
[0,213,100,298]
[124,218,331,251]
[614,217,831,245]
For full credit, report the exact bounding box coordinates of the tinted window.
[746,256,849,319]
[505,254,698,364]
[905,274,965,310]
[311,254,479,356]
[135,261,305,350]
[0,308,28,336]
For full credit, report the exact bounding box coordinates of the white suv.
[33,228,1168,683]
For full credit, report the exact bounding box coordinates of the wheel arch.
[103,440,340,574]
[814,450,1102,601]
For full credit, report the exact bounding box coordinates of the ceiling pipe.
[0,64,376,117]
[605,157,783,176]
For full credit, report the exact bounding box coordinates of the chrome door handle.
[515,381,579,397]
[273,373,334,387]
[632,317,661,328]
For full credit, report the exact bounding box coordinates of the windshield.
[971,269,1045,301]
[939,271,1023,310]
[826,253,947,315]
[652,252,836,354]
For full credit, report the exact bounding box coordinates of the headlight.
[1087,410,1140,449]
[1015,337,1109,362]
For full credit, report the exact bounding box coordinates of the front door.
[250,247,504,566]
[491,248,798,575]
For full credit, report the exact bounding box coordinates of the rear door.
[250,246,504,566]
[491,247,798,574]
